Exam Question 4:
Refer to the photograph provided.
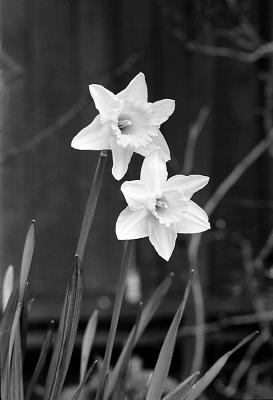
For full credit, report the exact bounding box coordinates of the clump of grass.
[0,220,257,400]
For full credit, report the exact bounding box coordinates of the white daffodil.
[116,150,210,261]
[71,73,175,180]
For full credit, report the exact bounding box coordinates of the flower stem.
[95,240,134,400]
[76,150,108,262]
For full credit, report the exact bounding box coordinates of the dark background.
[0,0,272,391]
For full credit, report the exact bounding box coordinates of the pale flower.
[71,73,175,180]
[116,150,210,261]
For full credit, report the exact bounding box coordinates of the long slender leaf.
[105,272,173,399]
[186,331,258,400]
[80,310,98,382]
[0,286,19,379]
[44,256,82,400]
[70,360,97,400]
[146,271,194,400]
[19,221,35,304]
[95,240,133,400]
[2,302,22,400]
[162,372,200,400]
[2,265,14,312]
[20,282,30,363]
[25,321,55,400]
[112,303,142,400]
[9,328,24,400]
[76,150,107,262]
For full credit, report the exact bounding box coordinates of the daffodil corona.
[71,73,175,180]
[116,150,210,261]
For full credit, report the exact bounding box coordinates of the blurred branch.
[156,0,273,63]
[255,228,273,268]
[179,309,273,337]
[205,130,273,216]
[0,53,139,165]
[188,129,273,373]
[182,107,210,175]
[184,40,273,63]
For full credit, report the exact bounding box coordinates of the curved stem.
[76,150,107,262]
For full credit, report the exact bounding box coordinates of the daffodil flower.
[116,150,210,261]
[71,73,175,180]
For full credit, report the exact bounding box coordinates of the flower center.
[118,118,132,133]
[155,199,168,209]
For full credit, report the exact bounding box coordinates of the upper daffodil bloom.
[71,73,175,180]
[116,150,210,261]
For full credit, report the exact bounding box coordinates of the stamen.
[156,199,168,209]
[118,119,132,130]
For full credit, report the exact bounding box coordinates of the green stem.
[76,150,108,262]
[95,240,133,400]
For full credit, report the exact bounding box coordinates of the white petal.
[164,175,209,199]
[175,200,210,233]
[89,84,121,121]
[117,72,148,103]
[151,99,175,124]
[136,130,170,161]
[109,137,133,180]
[116,207,149,240]
[121,181,149,210]
[140,150,168,195]
[148,218,177,261]
[71,115,111,150]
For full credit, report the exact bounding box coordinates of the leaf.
[0,288,19,400]
[105,272,173,399]
[112,303,142,400]
[20,283,31,363]
[162,372,200,400]
[19,221,35,304]
[70,360,97,400]
[9,327,24,400]
[76,150,108,262]
[80,310,98,382]
[43,256,82,400]
[186,331,258,400]
[2,265,14,312]
[25,320,55,400]
[146,271,194,400]
[95,240,133,400]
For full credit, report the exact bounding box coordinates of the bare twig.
[205,131,273,216]
[0,53,139,165]
[182,107,210,175]
[188,131,273,373]
[184,40,273,63]
[255,228,273,268]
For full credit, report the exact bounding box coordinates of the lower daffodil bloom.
[71,73,175,180]
[116,150,210,261]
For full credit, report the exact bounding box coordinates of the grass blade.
[19,221,35,304]
[44,256,82,400]
[80,310,98,382]
[20,282,31,363]
[9,328,24,400]
[162,372,200,400]
[105,272,174,399]
[70,360,97,400]
[76,150,108,262]
[95,240,133,400]
[2,265,14,312]
[186,331,258,400]
[112,303,142,400]
[146,271,194,400]
[25,320,55,400]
